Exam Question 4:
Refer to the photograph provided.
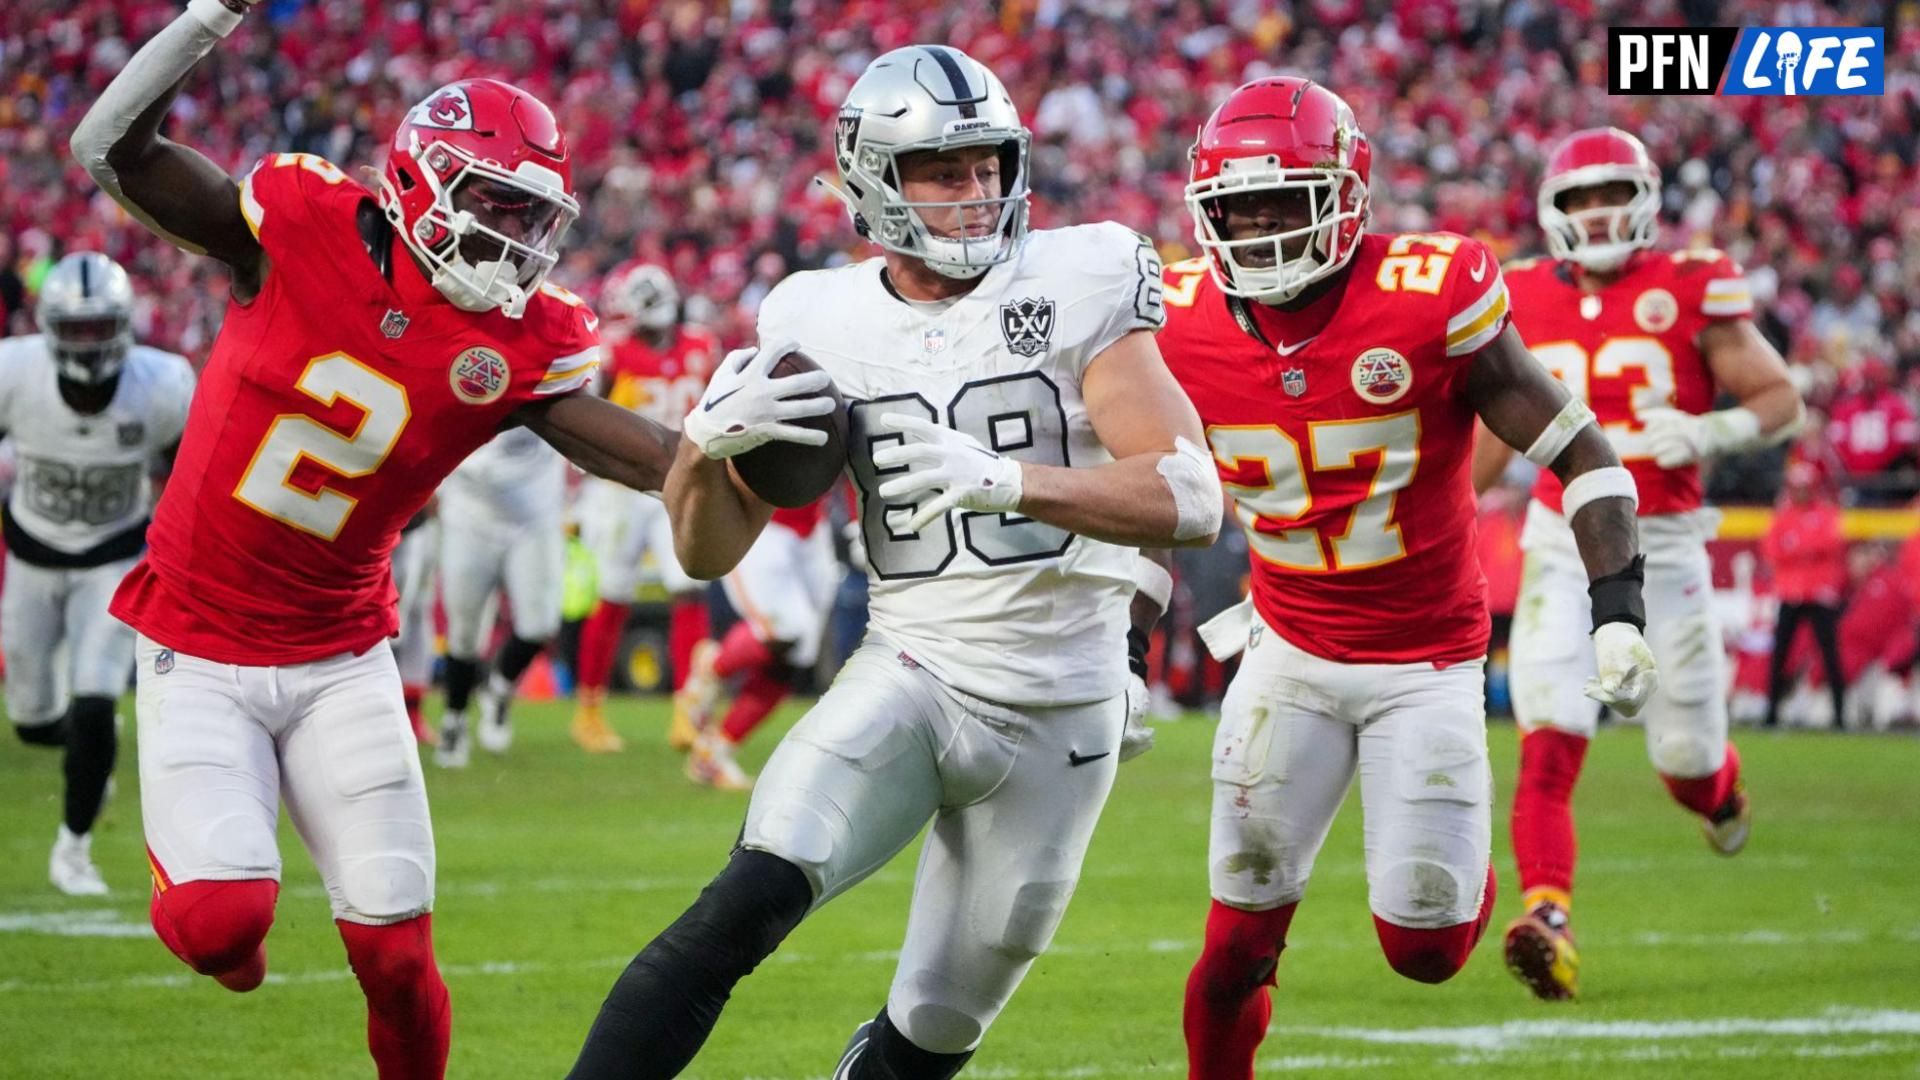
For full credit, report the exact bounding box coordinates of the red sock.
[1661,741,1742,818]
[576,601,630,696]
[667,599,710,691]
[720,665,791,744]
[1511,728,1589,898]
[402,685,425,725]
[1184,900,1296,1080]
[1372,863,1498,984]
[338,915,451,1080]
[148,875,278,992]
[712,619,775,680]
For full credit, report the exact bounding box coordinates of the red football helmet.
[1186,77,1371,304]
[380,79,579,318]
[1538,127,1661,273]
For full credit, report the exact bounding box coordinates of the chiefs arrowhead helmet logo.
[412,86,476,131]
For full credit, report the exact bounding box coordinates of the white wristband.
[1561,465,1639,520]
[1134,555,1173,611]
[187,0,246,37]
[1523,397,1596,467]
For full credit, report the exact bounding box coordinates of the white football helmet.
[36,252,135,384]
[823,45,1031,280]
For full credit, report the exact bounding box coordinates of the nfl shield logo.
[154,649,175,675]
[1281,368,1307,398]
[381,309,410,339]
[923,328,947,355]
[999,297,1056,358]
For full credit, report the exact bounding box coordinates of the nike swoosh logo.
[702,387,742,411]
[1067,750,1111,767]
[584,312,600,333]
[1469,256,1488,282]
[1274,335,1318,357]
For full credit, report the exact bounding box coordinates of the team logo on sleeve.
[1634,288,1679,333]
[449,346,510,405]
[999,297,1056,357]
[1351,347,1412,405]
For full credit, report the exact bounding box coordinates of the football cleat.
[670,639,722,752]
[685,733,753,792]
[1504,900,1579,1001]
[570,698,625,754]
[435,712,472,769]
[476,682,513,754]
[49,826,108,896]
[832,1020,874,1080]
[1704,781,1751,856]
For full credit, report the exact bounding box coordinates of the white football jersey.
[758,222,1164,706]
[0,335,194,558]
[440,424,567,527]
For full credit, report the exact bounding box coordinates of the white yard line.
[1269,1007,1920,1049]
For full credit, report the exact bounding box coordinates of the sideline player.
[677,494,843,790]
[433,425,569,766]
[571,262,717,753]
[392,507,439,745]
[567,45,1216,1079]
[1473,127,1802,1000]
[0,252,194,894]
[64,2,765,1070]
[1158,80,1657,1078]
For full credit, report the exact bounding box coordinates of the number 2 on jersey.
[1210,413,1419,572]
[233,353,412,540]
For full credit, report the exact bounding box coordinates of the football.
[731,350,849,508]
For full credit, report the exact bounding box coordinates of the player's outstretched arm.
[517,394,677,494]
[1467,325,1656,714]
[69,0,262,284]
[878,331,1221,548]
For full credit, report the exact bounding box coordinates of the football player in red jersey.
[572,262,719,753]
[1472,128,1802,1001]
[1158,79,1657,1078]
[65,3,817,1075]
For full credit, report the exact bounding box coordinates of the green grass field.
[3,697,1918,1079]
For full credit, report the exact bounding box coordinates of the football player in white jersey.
[432,425,569,766]
[0,252,194,894]
[567,46,1221,1079]
[391,507,438,746]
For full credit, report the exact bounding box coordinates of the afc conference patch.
[999,297,1055,357]
[449,346,510,405]
[1350,347,1412,405]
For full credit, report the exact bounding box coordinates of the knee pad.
[1373,864,1495,984]
[859,1006,976,1080]
[892,997,985,1057]
[150,878,279,979]
[1649,729,1720,779]
[337,849,435,924]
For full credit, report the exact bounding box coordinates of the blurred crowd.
[3,0,1919,500]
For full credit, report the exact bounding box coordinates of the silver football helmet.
[602,262,679,333]
[824,45,1031,280]
[36,251,135,384]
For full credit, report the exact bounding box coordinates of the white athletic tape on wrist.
[187,0,246,36]
[1522,397,1596,467]
[1561,465,1639,520]
[1134,556,1173,611]
[1158,436,1222,542]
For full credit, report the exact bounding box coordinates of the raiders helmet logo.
[449,346,510,405]
[1351,347,1412,405]
[413,86,476,131]
[116,421,146,447]
[999,298,1056,358]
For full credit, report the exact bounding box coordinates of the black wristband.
[1126,626,1150,679]
[1589,554,1648,632]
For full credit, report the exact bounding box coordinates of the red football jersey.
[602,326,719,429]
[1161,232,1509,665]
[111,153,600,665]
[1505,248,1752,516]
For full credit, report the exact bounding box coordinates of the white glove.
[871,414,1023,533]
[1641,407,1762,468]
[1583,622,1659,717]
[1120,674,1156,763]
[681,344,836,460]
